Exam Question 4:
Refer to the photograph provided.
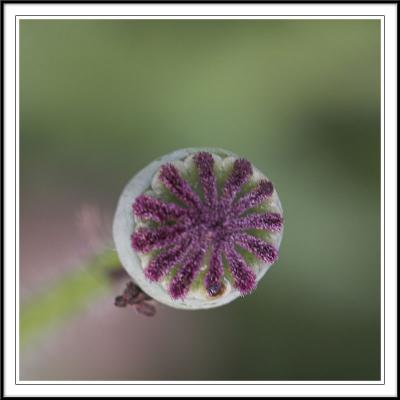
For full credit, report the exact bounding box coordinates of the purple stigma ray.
[169,247,205,299]
[231,179,274,215]
[130,151,283,300]
[204,245,224,296]
[131,224,187,253]
[132,194,187,223]
[144,237,193,282]
[159,164,202,209]
[229,212,284,232]
[220,159,253,208]
[223,244,257,296]
[194,152,218,208]
[233,232,278,264]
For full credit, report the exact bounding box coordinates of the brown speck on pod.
[207,281,226,299]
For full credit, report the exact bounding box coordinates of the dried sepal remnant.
[114,281,156,317]
[130,151,283,300]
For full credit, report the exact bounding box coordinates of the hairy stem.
[20,248,121,348]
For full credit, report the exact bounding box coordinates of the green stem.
[20,248,120,348]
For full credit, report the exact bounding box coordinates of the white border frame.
[3,3,397,397]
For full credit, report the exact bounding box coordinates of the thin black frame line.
[1,1,5,396]
[17,383,386,386]
[3,0,399,3]
[3,0,398,4]
[15,14,386,17]
[14,14,386,387]
[14,11,17,391]
[3,0,399,2]
[382,13,386,386]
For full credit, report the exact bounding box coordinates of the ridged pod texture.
[113,148,284,310]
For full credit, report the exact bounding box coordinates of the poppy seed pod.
[113,148,284,310]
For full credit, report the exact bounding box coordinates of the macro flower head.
[113,148,284,310]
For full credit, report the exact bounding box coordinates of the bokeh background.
[20,19,380,380]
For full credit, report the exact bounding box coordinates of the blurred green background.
[20,19,380,380]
